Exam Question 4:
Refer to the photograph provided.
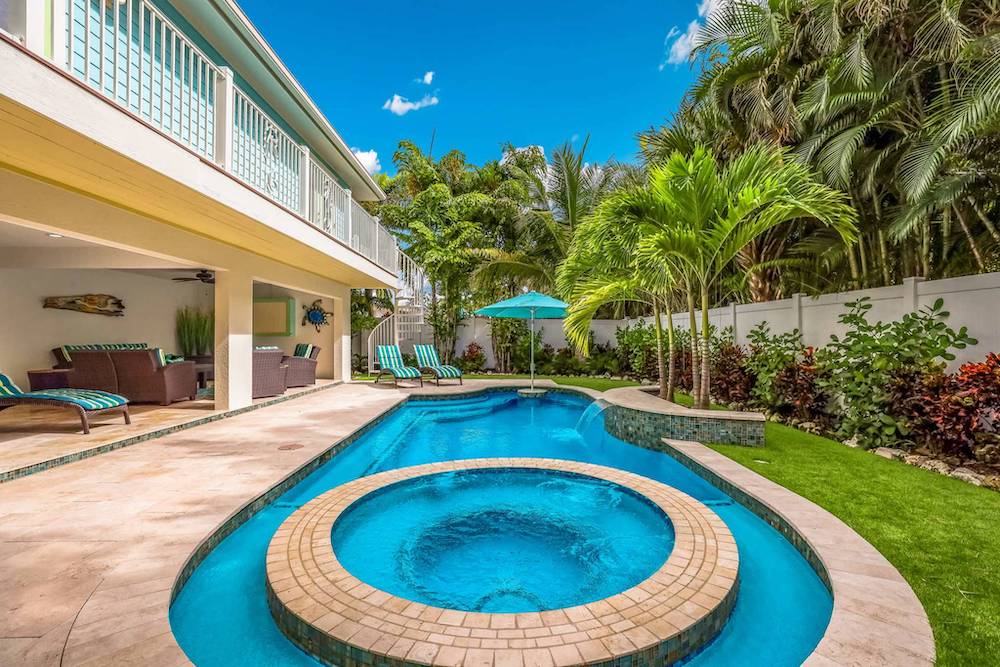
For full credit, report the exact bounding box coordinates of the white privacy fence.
[52,0,398,274]
[435,273,1000,370]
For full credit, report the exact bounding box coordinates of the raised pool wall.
[601,387,766,448]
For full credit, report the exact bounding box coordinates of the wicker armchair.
[253,349,288,399]
[108,351,197,405]
[282,346,321,387]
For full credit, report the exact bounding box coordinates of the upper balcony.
[0,0,404,280]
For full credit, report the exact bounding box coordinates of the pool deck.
[0,379,935,666]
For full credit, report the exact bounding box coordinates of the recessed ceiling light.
[46,233,64,238]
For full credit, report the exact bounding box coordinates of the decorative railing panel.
[308,158,350,243]
[66,0,216,158]
[231,86,303,212]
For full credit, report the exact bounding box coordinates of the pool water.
[332,468,675,613]
[170,390,832,666]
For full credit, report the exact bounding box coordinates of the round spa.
[265,458,739,667]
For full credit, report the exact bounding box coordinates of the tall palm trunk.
[954,205,986,271]
[652,300,668,400]
[699,286,711,410]
[666,308,676,402]
[687,289,701,407]
[970,199,1000,243]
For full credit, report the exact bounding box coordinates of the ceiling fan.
[172,269,215,285]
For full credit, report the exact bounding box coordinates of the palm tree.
[637,145,858,408]
[473,138,620,295]
[557,194,680,400]
[376,142,493,357]
[661,0,1000,291]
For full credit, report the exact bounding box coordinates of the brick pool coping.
[265,458,739,667]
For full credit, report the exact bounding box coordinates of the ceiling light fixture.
[47,233,64,238]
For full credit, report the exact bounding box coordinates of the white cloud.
[351,148,381,175]
[382,93,439,116]
[664,21,702,66]
[416,71,435,85]
[661,0,733,68]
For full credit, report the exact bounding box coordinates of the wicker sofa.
[282,344,321,387]
[253,348,289,399]
[67,350,197,405]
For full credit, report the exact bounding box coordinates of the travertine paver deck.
[661,439,936,666]
[0,379,550,666]
[266,459,739,667]
[0,380,338,482]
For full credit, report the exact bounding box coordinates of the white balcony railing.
[48,0,399,274]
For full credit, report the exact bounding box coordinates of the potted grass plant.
[177,307,214,363]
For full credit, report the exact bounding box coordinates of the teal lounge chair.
[0,373,130,434]
[375,345,423,387]
[414,345,463,385]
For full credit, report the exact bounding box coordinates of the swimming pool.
[170,389,832,666]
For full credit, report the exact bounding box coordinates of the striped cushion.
[376,345,421,378]
[61,343,148,364]
[153,348,167,369]
[0,374,127,410]
[23,388,128,410]
[414,345,462,378]
[294,343,315,358]
[426,364,463,378]
[0,373,23,396]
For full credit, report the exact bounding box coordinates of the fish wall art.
[43,294,125,317]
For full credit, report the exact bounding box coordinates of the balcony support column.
[214,67,235,170]
[214,269,254,411]
[332,285,352,382]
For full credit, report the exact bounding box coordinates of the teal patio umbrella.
[475,291,568,391]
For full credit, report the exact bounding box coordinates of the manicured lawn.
[712,423,1000,665]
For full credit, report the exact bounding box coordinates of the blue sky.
[238,0,710,175]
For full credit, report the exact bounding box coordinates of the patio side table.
[27,368,71,391]
[194,363,214,390]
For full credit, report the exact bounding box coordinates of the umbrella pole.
[530,309,535,390]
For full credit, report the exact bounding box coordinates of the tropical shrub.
[455,342,487,373]
[541,348,584,376]
[512,330,551,374]
[710,342,753,406]
[817,298,977,449]
[585,343,621,377]
[615,322,659,379]
[890,354,1000,460]
[772,346,826,422]
[745,324,806,411]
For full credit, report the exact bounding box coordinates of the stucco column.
[214,270,254,410]
[332,286,352,383]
